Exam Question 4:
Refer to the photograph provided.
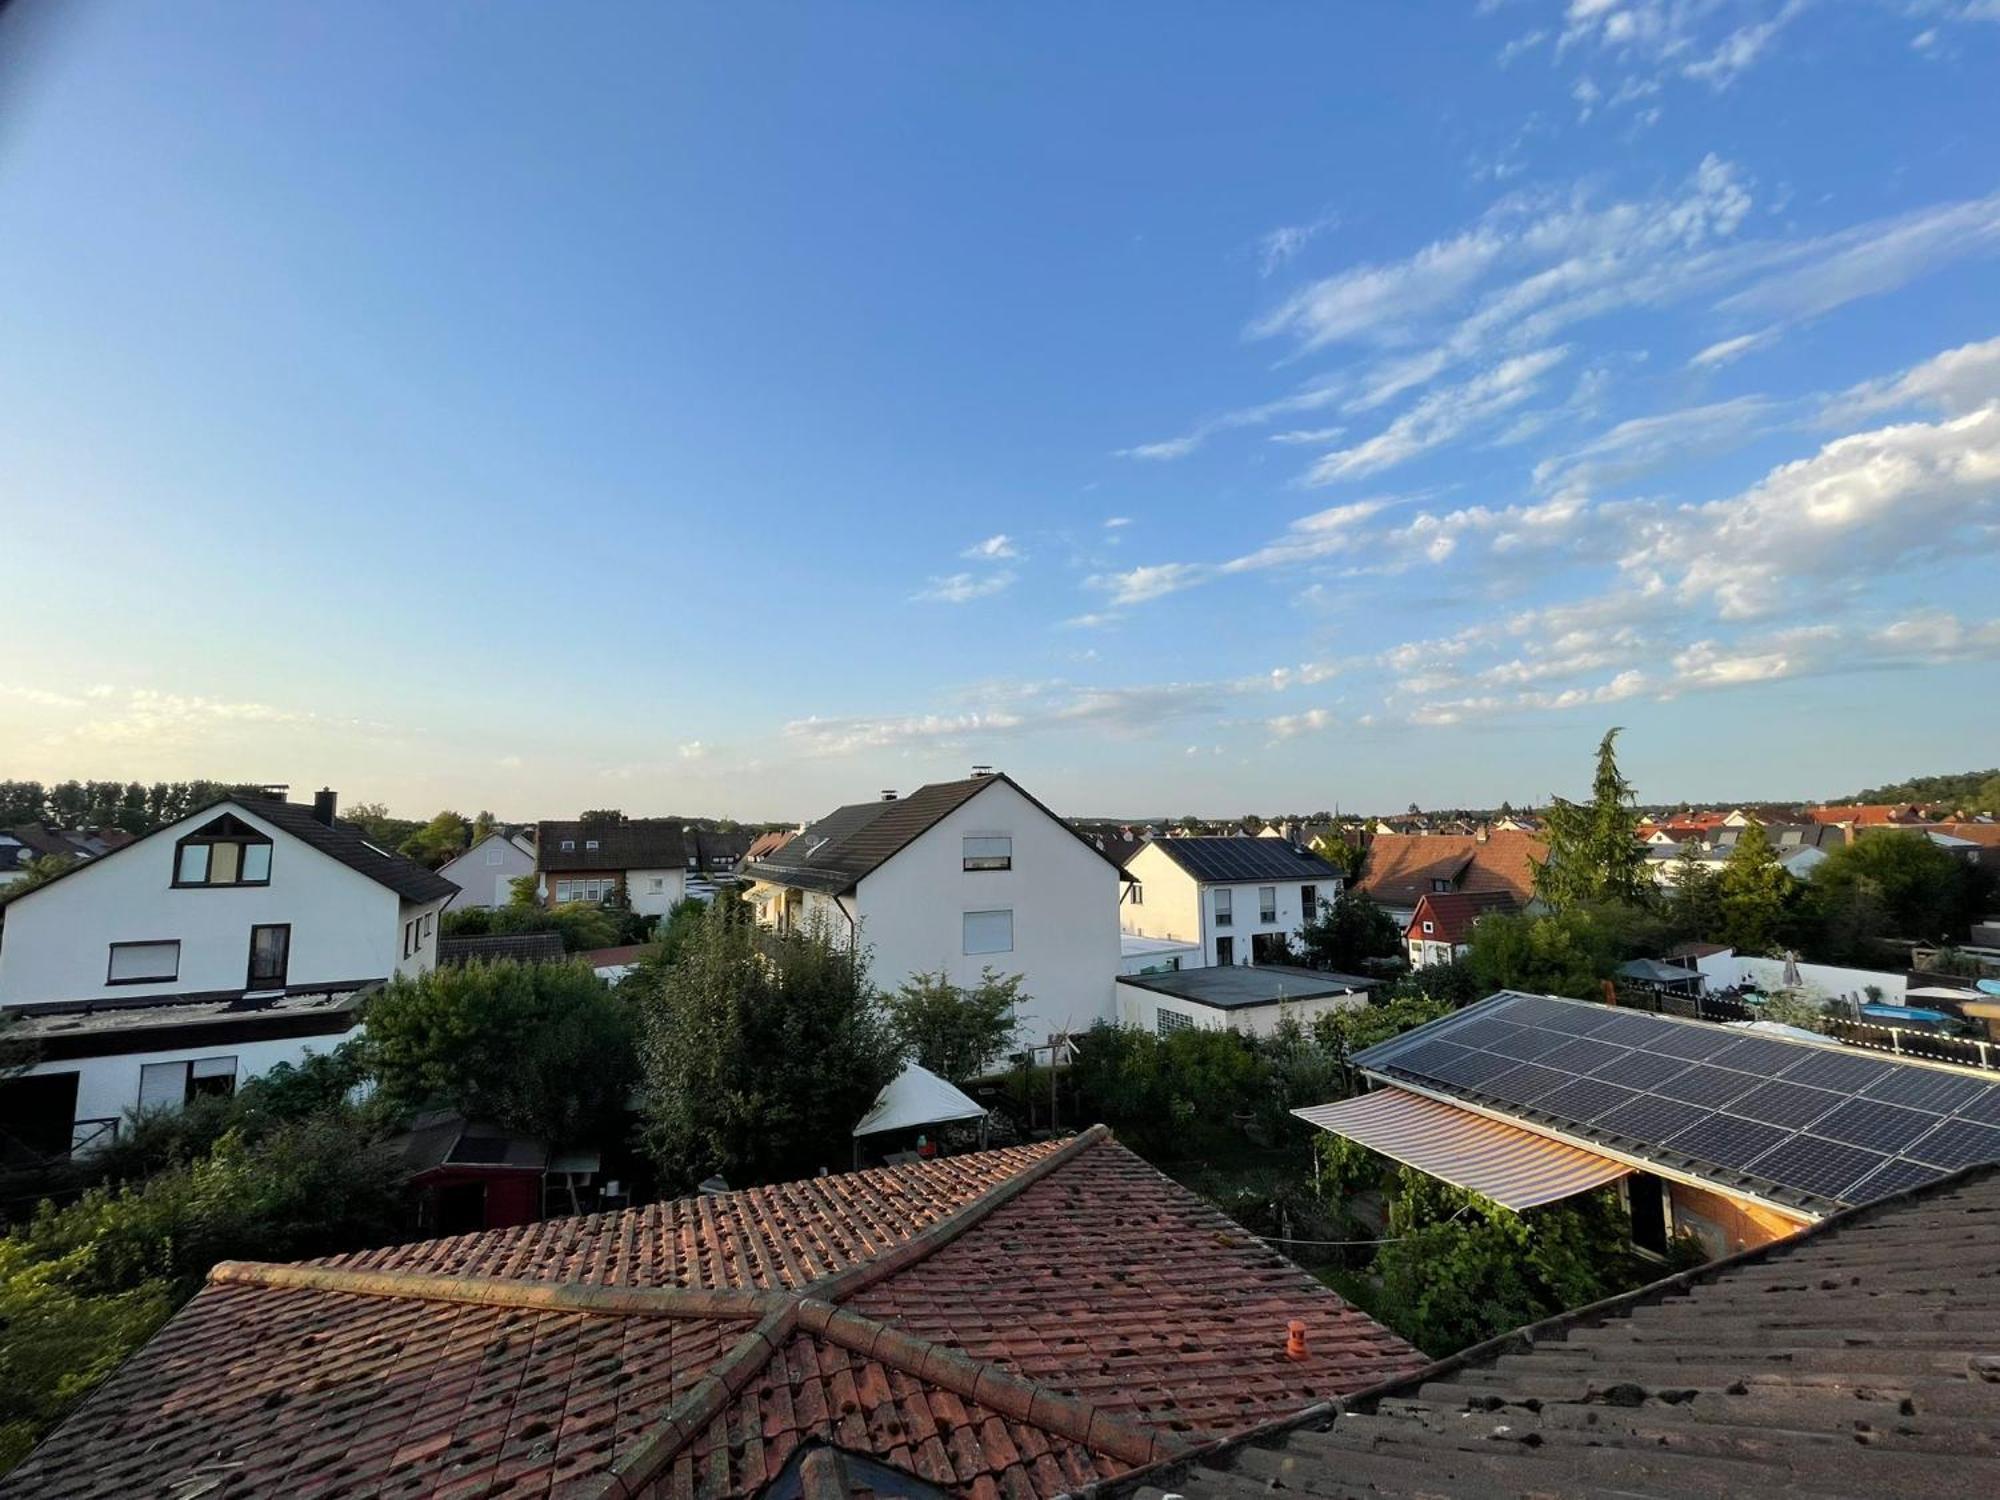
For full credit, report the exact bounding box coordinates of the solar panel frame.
[1533,1077,1643,1126]
[1481,1062,1573,1105]
[1862,1068,1991,1115]
[1845,1156,1949,1200]
[1589,1011,1680,1048]
[1951,1086,2000,1128]
[1485,1027,1570,1062]
[1667,1113,1791,1172]
[1595,1093,1712,1145]
[1428,1049,1519,1089]
[1590,1049,1694,1091]
[1710,1035,1807,1076]
[1644,1024,1739,1061]
[1725,1080,1846,1131]
[1903,1117,2000,1171]
[1750,1136,1889,1202]
[1809,1095,1943,1155]
[1539,1036,1631,1075]
[1776,1049,1896,1094]
[1649,1065,1760,1109]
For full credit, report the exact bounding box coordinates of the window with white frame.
[649,877,664,893]
[962,909,1014,955]
[585,839,599,851]
[1421,920,1434,934]
[561,839,575,852]
[1301,884,1317,916]
[1213,888,1233,927]
[107,941,179,985]
[1258,885,1277,923]
[962,835,1012,872]
[1155,1007,1193,1036]
[138,1056,237,1112]
[486,845,502,866]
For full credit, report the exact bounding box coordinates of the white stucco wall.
[1692,950,1907,1004]
[0,804,430,1007]
[1120,843,1205,949]
[1114,979,1368,1038]
[438,834,537,910]
[14,1029,361,1150]
[1115,842,1336,968]
[625,867,688,918]
[850,779,1122,1050]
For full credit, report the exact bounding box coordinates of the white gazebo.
[852,1063,988,1166]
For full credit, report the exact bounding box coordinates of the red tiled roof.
[7,1130,1422,1500]
[1355,830,1546,909]
[1402,889,1516,945]
[1803,803,1925,826]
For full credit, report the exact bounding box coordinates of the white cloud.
[1258,211,1339,276]
[961,533,1020,560]
[1267,708,1335,740]
[677,741,708,761]
[1307,347,1569,482]
[1103,515,1133,529]
[1688,327,1778,368]
[1533,395,1780,492]
[1683,0,1810,90]
[913,570,1017,604]
[1823,333,2000,422]
[1117,435,1203,462]
[1087,562,1205,606]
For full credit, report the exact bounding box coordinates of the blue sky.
[2,1,1998,820]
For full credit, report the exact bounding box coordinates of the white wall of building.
[1116,842,1337,968]
[850,779,1122,1049]
[0,804,435,1007]
[15,1029,360,1151]
[438,834,536,911]
[624,867,687,918]
[1114,980,1368,1038]
[1691,950,1907,1005]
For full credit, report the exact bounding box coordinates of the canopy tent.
[853,1063,987,1139]
[1617,958,1703,985]
[1294,1087,1631,1212]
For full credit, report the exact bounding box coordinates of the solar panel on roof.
[1549,1005,1631,1038]
[1533,1077,1642,1125]
[1727,1080,1845,1130]
[1668,1114,1791,1172]
[1482,1062,1571,1104]
[1590,1049,1694,1091]
[1596,1093,1712,1145]
[1496,995,1572,1027]
[1711,1035,1804,1075]
[1777,1049,1895,1094]
[1950,1086,2000,1128]
[1589,1011,1678,1047]
[1486,1027,1568,1061]
[1644,1024,1738,1061]
[1650,1065,1760,1109]
[1539,1036,1630,1075]
[1429,1049,1518,1089]
[1845,1156,1949,1200]
[1810,1096,1943,1155]
[1446,1016,1527,1050]
[1862,1068,1991,1115]
[1392,1039,1474,1077]
[1903,1118,2000,1171]
[1751,1136,1889,1201]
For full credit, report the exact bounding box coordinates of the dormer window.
[1430,878,1452,892]
[561,839,575,852]
[585,839,599,851]
[174,815,273,888]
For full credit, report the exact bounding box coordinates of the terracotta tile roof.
[1143,1163,2000,1500]
[1355,831,1545,910]
[5,1131,1423,1499]
[1803,803,1926,826]
[1403,890,1516,945]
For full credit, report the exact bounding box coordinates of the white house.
[535,817,687,917]
[0,790,455,1160]
[1120,837,1343,968]
[438,830,538,910]
[1115,964,1373,1038]
[740,772,1126,1053]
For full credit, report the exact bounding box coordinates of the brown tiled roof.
[1404,889,1516,945]
[1141,1163,2000,1500]
[743,829,797,863]
[7,1130,1422,1499]
[1355,831,1546,909]
[1804,803,1927,826]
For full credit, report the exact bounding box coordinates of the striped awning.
[1294,1087,1632,1211]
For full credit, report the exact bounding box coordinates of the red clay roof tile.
[5,1131,1424,1500]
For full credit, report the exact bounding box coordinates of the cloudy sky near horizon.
[2,1,1998,822]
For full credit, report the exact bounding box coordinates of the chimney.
[880,789,898,801]
[971,764,995,778]
[1286,1319,1308,1360]
[312,788,338,826]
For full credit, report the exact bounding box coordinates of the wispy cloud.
[1687,327,1778,368]
[1257,210,1339,276]
[960,533,1020,560]
[912,570,1017,604]
[1307,348,1569,482]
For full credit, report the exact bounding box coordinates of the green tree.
[399,810,471,867]
[1716,822,1792,954]
[1067,1023,1266,1159]
[1669,847,1725,943]
[343,801,421,849]
[1810,831,1977,943]
[1308,832,1361,878]
[632,905,898,1190]
[361,960,637,1144]
[884,969,1026,1081]
[470,810,499,842]
[1534,728,1649,910]
[1465,908,1616,999]
[1295,890,1403,972]
[0,854,75,907]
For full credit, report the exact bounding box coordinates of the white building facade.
[1120,838,1342,969]
[438,831,538,911]
[742,774,1126,1054]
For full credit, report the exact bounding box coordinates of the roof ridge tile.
[205,1259,781,1319]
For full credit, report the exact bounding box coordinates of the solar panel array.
[1153,837,1340,884]
[1355,992,2000,1209]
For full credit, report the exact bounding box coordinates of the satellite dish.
[1978,979,2000,997]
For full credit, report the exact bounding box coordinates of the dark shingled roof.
[0,799,457,907]
[744,773,1126,896]
[5,1129,1425,1499]
[1136,1162,2000,1500]
[535,817,686,873]
[436,931,569,967]
[1142,836,1343,884]
[1117,963,1376,1011]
